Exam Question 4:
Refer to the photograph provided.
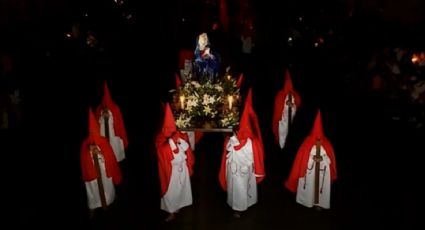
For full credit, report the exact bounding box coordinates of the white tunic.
[85,153,116,209]
[296,145,332,209]
[225,136,257,211]
[160,138,193,213]
[278,94,297,149]
[182,131,196,151]
[99,110,126,162]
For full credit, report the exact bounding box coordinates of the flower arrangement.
[172,75,241,129]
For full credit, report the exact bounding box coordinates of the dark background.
[2,0,424,229]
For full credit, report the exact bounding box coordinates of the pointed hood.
[285,109,337,193]
[310,110,324,140]
[102,81,114,108]
[175,73,182,88]
[81,107,122,185]
[220,88,265,189]
[283,69,294,92]
[238,88,253,140]
[95,81,129,148]
[88,107,102,144]
[236,73,243,88]
[272,69,301,143]
[161,103,177,137]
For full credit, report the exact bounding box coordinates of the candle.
[227,75,231,80]
[180,95,185,109]
[228,95,233,110]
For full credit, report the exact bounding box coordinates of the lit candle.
[412,54,419,64]
[228,95,233,110]
[180,95,185,109]
[227,75,231,80]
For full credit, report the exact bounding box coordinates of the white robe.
[99,110,126,162]
[296,145,332,209]
[278,94,297,149]
[182,131,196,151]
[85,153,116,209]
[160,138,193,213]
[225,136,257,211]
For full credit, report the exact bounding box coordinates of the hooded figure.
[155,103,195,221]
[273,70,301,149]
[80,108,122,214]
[95,81,128,162]
[285,110,337,209]
[219,88,265,215]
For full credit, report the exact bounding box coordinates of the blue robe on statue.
[193,37,220,82]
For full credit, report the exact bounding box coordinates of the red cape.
[156,132,195,197]
[80,136,122,185]
[219,133,265,191]
[284,135,337,193]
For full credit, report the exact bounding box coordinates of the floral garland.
[172,76,241,129]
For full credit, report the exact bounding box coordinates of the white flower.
[203,105,212,115]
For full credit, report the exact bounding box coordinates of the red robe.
[80,136,122,185]
[156,132,195,197]
[272,90,301,143]
[285,135,337,193]
[218,133,265,191]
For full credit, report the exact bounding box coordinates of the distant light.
[126,14,132,20]
[84,13,88,17]
[212,23,218,30]
[288,37,293,42]
[65,33,72,38]
[314,42,319,47]
[411,54,419,64]
[182,18,185,22]
[298,17,303,21]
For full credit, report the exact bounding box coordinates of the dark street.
[3,0,424,229]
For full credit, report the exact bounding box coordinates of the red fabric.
[236,73,243,88]
[81,108,122,185]
[194,131,204,144]
[178,49,194,69]
[285,110,337,193]
[175,73,182,88]
[95,81,129,148]
[219,0,229,31]
[155,103,195,197]
[219,88,265,190]
[80,137,122,185]
[272,70,301,143]
[161,103,176,137]
[219,135,231,191]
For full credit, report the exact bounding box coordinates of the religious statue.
[193,33,220,83]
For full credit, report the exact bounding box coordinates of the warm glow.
[412,54,419,64]
[180,95,185,109]
[227,75,231,80]
[228,95,233,110]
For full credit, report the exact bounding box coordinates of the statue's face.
[198,33,208,50]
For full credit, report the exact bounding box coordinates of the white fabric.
[278,94,297,149]
[225,136,257,211]
[186,131,196,151]
[85,153,116,209]
[296,145,332,209]
[99,110,125,162]
[160,138,193,213]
